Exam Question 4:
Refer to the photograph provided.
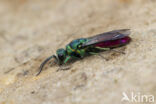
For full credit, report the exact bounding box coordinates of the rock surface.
[0,0,155,104]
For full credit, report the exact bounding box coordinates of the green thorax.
[66,38,88,57]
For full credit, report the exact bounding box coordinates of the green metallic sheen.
[57,38,90,64]
[66,38,88,58]
[37,38,109,76]
[37,29,131,76]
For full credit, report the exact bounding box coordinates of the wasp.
[36,29,131,75]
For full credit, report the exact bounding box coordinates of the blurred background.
[0,0,155,104]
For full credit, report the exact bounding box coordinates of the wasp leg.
[92,47,110,60]
[89,52,98,55]
[57,56,72,72]
[95,46,125,54]
[89,52,108,61]
[111,49,125,54]
[57,65,71,72]
[64,56,72,64]
[95,47,111,51]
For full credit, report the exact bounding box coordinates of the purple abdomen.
[95,36,131,48]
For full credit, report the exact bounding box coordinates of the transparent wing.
[82,29,131,47]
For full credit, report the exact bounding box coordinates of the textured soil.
[0,0,156,104]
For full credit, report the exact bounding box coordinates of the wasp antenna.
[36,55,57,76]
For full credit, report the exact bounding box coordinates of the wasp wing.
[82,29,131,47]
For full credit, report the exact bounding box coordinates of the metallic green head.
[36,48,66,76]
[56,48,67,64]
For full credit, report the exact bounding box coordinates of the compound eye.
[58,54,64,60]
[59,54,63,57]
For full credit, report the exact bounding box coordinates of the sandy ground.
[0,0,156,104]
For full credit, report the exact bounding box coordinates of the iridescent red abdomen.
[95,36,131,48]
